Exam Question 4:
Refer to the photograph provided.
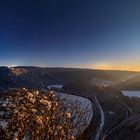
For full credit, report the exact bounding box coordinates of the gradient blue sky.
[0,0,140,70]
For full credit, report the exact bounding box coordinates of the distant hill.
[63,79,99,94]
[0,67,15,89]
[0,66,139,89]
[118,75,140,90]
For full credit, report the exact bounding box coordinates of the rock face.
[10,67,27,75]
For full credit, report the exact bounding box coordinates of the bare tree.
[1,88,92,140]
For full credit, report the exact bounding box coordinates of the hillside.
[118,75,140,90]
[0,66,139,90]
[108,115,140,140]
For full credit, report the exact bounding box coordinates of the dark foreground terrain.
[0,66,140,140]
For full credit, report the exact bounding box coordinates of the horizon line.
[1,65,140,73]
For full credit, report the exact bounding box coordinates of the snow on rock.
[0,111,4,116]
[0,120,8,128]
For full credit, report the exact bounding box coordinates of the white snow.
[56,92,93,134]
[57,92,93,119]
[122,91,140,98]
[0,111,4,116]
[47,85,63,90]
[0,120,8,128]
[109,111,115,115]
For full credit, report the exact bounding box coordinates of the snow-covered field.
[57,92,93,129]
[122,91,140,98]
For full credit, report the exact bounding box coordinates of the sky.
[0,0,140,71]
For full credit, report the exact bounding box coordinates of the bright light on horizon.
[90,62,140,72]
[2,62,140,72]
[7,64,19,68]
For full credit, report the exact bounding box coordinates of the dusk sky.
[0,0,140,71]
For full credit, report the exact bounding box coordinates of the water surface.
[122,91,140,98]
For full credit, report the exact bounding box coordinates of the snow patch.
[0,120,8,128]
[122,91,140,98]
[109,111,115,115]
[47,85,63,90]
[57,92,93,132]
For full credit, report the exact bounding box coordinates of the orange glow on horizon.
[91,62,140,72]
[5,62,140,72]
